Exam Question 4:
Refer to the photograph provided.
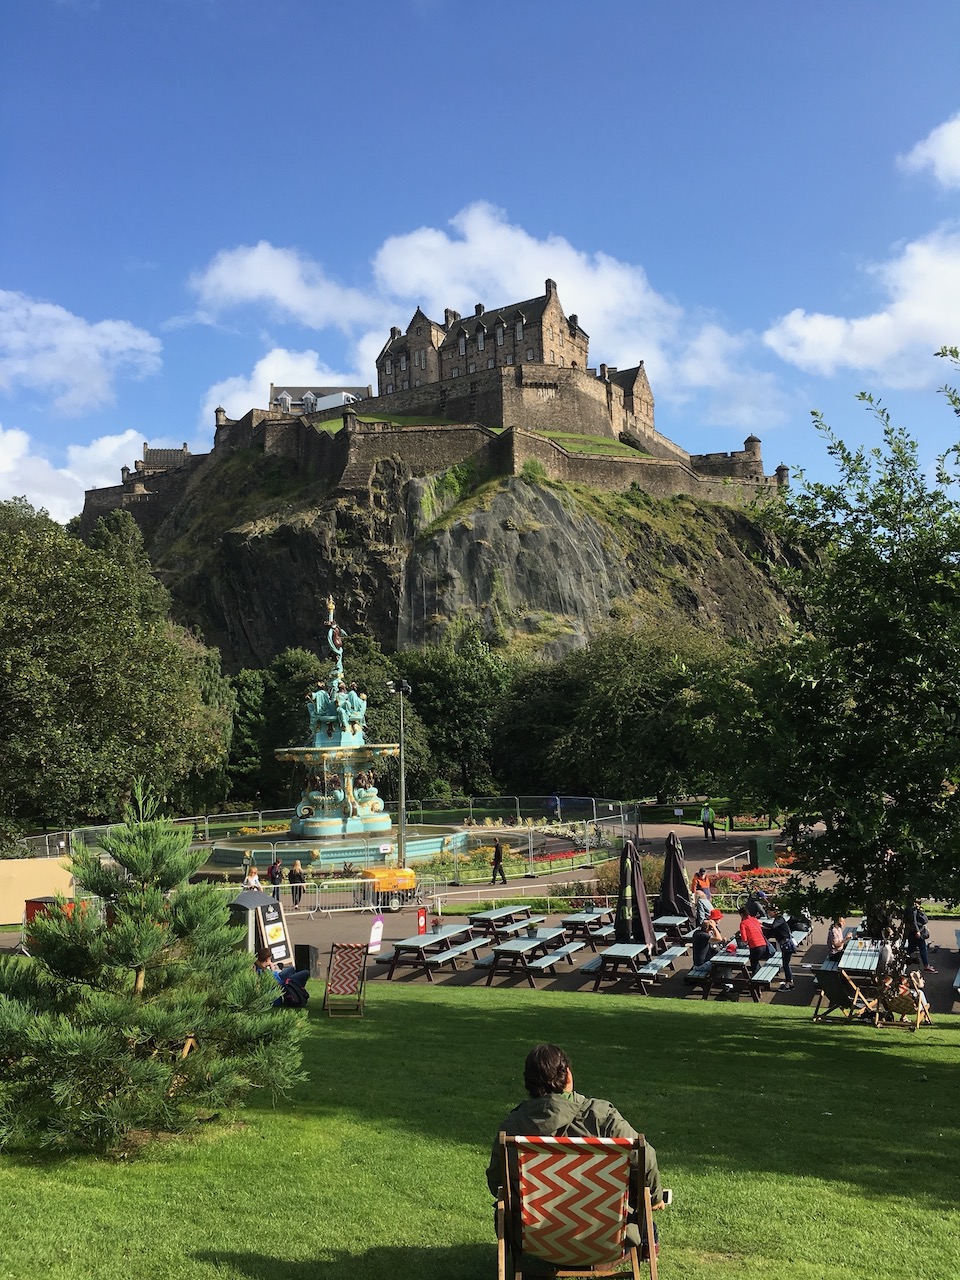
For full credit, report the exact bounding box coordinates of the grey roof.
[271,385,371,402]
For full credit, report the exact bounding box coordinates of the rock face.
[141,445,798,672]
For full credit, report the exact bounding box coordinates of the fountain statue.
[275,597,399,840]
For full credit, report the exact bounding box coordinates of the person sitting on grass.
[254,948,310,1007]
[486,1043,665,1276]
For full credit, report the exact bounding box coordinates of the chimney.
[391,326,401,339]
[569,314,578,329]
[545,278,557,296]
[444,308,461,329]
[599,364,608,381]
[475,303,484,315]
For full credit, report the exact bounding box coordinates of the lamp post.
[386,679,412,869]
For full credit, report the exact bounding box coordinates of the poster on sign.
[368,915,384,955]
[254,897,293,964]
[417,906,427,935]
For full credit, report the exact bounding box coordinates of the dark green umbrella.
[614,840,657,948]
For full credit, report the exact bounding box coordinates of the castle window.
[515,319,523,340]
[415,325,422,336]
[526,348,535,361]
[550,350,555,363]
[496,324,504,346]
[458,334,466,356]
[468,363,476,374]
[487,357,495,369]
[506,353,514,365]
[386,383,394,394]
[414,379,421,387]
[477,329,485,351]
[400,353,407,371]
[560,356,565,367]
[402,379,409,390]
[385,357,393,375]
[470,382,479,393]
[452,367,460,378]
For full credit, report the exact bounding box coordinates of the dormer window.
[277,391,292,412]
[302,391,317,411]
[399,353,407,371]
[496,324,504,346]
[385,357,393,375]
[458,333,466,356]
[515,319,524,340]
[476,328,485,351]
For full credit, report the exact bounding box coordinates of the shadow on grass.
[278,988,960,1211]
[193,1244,489,1280]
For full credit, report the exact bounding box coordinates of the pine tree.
[0,788,304,1152]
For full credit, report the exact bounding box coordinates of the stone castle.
[81,279,786,534]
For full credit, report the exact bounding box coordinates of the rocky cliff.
[140,445,798,672]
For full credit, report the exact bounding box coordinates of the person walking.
[762,907,797,990]
[904,898,936,973]
[288,859,306,908]
[491,837,507,885]
[700,800,717,841]
[267,856,284,900]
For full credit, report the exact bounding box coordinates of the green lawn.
[1,985,957,1279]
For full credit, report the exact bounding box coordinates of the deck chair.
[321,942,368,1017]
[876,974,933,1031]
[812,967,877,1023]
[495,1134,657,1280]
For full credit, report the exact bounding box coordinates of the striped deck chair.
[812,967,877,1023]
[495,1134,657,1280]
[321,942,368,1017]
[876,974,933,1031]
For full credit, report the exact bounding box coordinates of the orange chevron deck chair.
[495,1134,657,1280]
[321,942,368,1017]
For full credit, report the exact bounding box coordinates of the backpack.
[280,979,309,1008]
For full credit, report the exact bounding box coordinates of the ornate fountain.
[274,597,400,840]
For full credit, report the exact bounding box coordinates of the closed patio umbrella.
[654,830,694,922]
[614,840,657,950]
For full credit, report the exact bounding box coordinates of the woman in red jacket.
[738,905,771,975]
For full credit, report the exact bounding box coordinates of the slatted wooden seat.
[524,942,587,975]
[579,955,604,976]
[749,960,783,991]
[422,940,484,972]
[633,945,690,993]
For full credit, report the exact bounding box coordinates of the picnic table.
[469,906,535,936]
[590,942,659,992]
[839,940,882,976]
[652,914,693,938]
[485,928,568,987]
[561,908,615,950]
[387,924,480,981]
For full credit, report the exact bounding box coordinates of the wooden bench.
[495,916,546,940]
[750,960,783,993]
[579,955,604,976]
[634,945,690,993]
[524,942,587,975]
[422,941,484,973]
[592,925,616,944]
[683,962,715,998]
[790,929,811,952]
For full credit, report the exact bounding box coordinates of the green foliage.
[397,622,513,794]
[723,358,960,921]
[0,786,304,1152]
[0,501,232,826]
[519,458,548,484]
[497,622,741,800]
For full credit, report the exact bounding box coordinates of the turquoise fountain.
[274,597,400,840]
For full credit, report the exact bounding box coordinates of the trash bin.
[746,836,777,870]
[294,943,323,980]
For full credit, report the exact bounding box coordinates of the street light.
[386,679,412,868]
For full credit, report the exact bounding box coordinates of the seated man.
[486,1044,664,1275]
[254,948,310,1006]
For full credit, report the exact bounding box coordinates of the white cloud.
[0,424,142,523]
[189,242,387,333]
[899,113,960,190]
[199,347,364,427]
[0,291,161,414]
[763,226,960,385]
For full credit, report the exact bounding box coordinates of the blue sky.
[2,0,959,521]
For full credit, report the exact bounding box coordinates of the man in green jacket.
[486,1044,664,1273]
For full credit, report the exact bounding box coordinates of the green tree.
[725,359,960,926]
[498,623,737,801]
[398,624,512,794]
[0,788,303,1152]
[0,501,233,827]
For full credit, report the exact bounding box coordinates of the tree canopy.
[0,502,232,827]
[723,358,960,924]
